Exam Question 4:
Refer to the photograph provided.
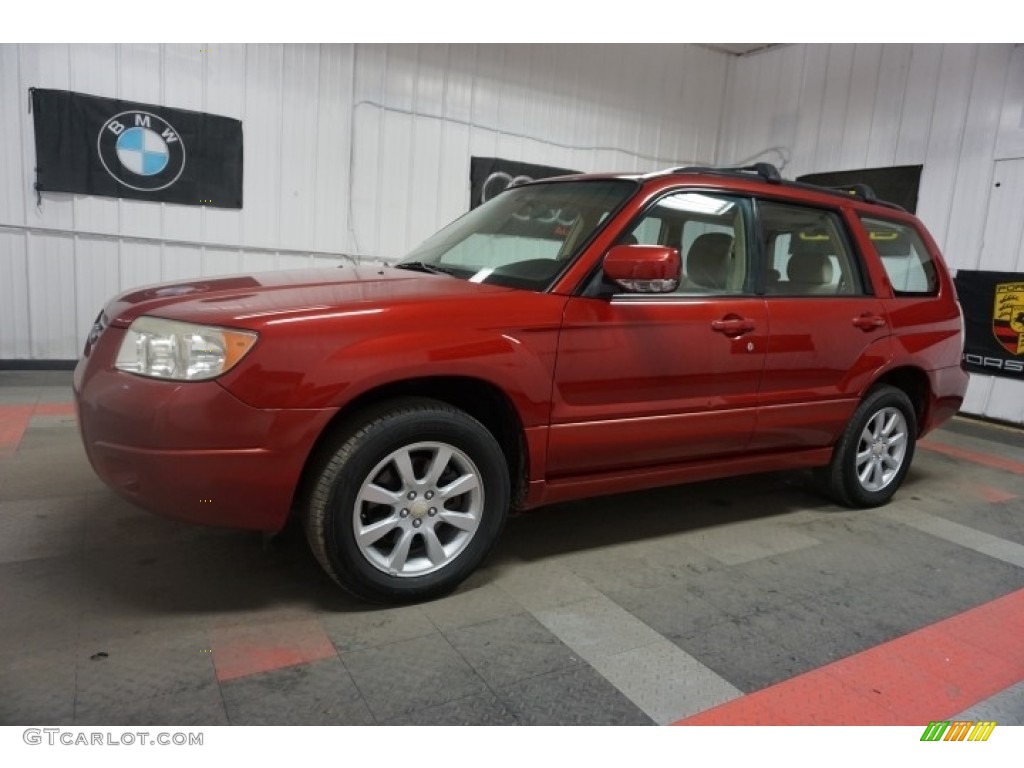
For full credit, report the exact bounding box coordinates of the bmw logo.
[97,111,186,191]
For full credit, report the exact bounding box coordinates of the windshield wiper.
[393,261,456,276]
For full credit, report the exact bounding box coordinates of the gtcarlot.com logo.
[23,728,203,746]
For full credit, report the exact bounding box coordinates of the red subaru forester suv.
[75,164,969,602]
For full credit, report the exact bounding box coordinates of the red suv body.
[74,165,969,601]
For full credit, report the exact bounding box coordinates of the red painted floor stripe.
[675,588,1024,726]
[972,484,1017,504]
[33,401,76,417]
[921,439,1024,476]
[0,404,34,458]
[209,619,338,682]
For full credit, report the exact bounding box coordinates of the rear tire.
[304,399,510,603]
[822,385,917,508]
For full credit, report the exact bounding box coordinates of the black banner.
[30,88,243,208]
[470,157,578,209]
[798,165,922,213]
[954,270,1024,378]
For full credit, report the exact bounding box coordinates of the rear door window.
[758,201,865,296]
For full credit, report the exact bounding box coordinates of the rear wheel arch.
[822,383,918,508]
[869,366,931,436]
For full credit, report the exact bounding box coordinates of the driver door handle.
[852,313,886,331]
[711,317,756,335]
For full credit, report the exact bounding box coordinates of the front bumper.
[74,329,337,531]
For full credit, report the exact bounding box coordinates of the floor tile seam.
[327,651,385,726]
[327,631,443,656]
[214,663,234,726]
[431,617,510,713]
[68,523,92,725]
[471,663,593,729]
[421,601,533,635]
[197,624,221,720]
[433,613,588,694]
[379,688,523,726]
[483,663,647,726]
[879,508,1024,570]
[334,625,504,725]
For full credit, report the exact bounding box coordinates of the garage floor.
[2,370,1022,726]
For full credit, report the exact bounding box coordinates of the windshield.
[400,179,637,290]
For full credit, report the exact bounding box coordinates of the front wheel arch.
[303,398,511,603]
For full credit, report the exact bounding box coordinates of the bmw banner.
[470,157,578,209]
[953,269,1024,379]
[30,88,243,208]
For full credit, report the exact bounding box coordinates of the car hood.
[103,264,515,328]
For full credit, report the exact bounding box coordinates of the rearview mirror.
[602,245,680,293]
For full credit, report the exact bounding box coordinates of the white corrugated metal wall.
[0,43,731,360]
[3,42,1023,424]
[721,43,1024,424]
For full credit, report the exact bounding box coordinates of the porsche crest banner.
[470,157,578,209]
[30,88,243,208]
[953,270,1024,378]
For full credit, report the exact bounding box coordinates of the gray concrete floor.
[1,370,1022,725]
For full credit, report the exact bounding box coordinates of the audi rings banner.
[470,157,579,209]
[30,88,243,209]
[954,270,1024,379]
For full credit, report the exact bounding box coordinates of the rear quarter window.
[860,216,939,296]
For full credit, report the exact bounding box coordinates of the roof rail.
[669,162,782,184]
[662,164,905,211]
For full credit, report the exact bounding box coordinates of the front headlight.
[115,316,258,381]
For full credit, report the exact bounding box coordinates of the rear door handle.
[711,317,756,335]
[852,313,886,331]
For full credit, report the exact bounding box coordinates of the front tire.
[305,399,510,603]
[822,385,917,508]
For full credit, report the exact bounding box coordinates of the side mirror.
[602,245,680,293]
